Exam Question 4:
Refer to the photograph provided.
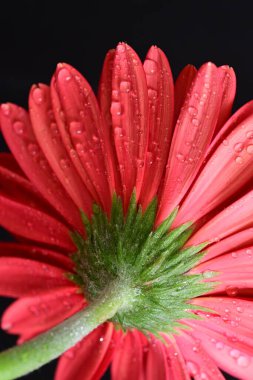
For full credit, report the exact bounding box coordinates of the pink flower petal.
[111,43,149,207]
[139,46,174,209]
[1,287,84,343]
[111,330,144,380]
[174,64,197,123]
[189,188,253,246]
[98,49,122,196]
[0,243,74,269]
[0,257,72,297]
[144,337,169,380]
[157,62,225,224]
[162,335,191,380]
[51,63,111,213]
[176,103,253,226]
[0,193,74,250]
[29,84,92,217]
[0,103,83,231]
[185,298,253,380]
[175,330,225,380]
[55,323,116,380]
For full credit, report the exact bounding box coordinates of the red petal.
[0,193,74,250]
[144,337,169,380]
[111,330,144,380]
[157,63,224,224]
[0,243,74,270]
[184,303,253,380]
[174,64,197,123]
[98,49,122,196]
[51,63,111,213]
[1,287,84,343]
[200,228,253,263]
[162,335,191,380]
[139,46,174,209]
[29,84,92,217]
[0,257,72,297]
[176,104,253,226]
[175,330,225,380]
[189,188,253,246]
[111,43,149,207]
[0,152,25,176]
[213,66,236,135]
[55,323,116,380]
[0,103,83,231]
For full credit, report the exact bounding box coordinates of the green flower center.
[69,192,218,337]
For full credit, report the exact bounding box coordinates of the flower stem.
[0,282,128,380]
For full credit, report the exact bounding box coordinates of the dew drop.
[215,341,224,350]
[32,88,44,105]
[237,355,250,367]
[92,134,99,142]
[1,104,11,116]
[69,121,84,136]
[231,252,238,258]
[111,101,122,116]
[192,346,199,352]
[13,121,25,135]
[246,130,253,139]
[176,153,185,162]
[76,143,85,155]
[148,88,157,100]
[99,337,104,342]
[236,306,244,313]
[143,59,157,75]
[192,118,200,126]
[120,81,131,93]
[222,139,229,146]
[188,106,198,116]
[234,142,244,153]
[230,349,240,358]
[226,286,239,296]
[235,156,243,165]
[60,158,71,170]
[114,127,123,137]
[136,159,144,168]
[27,143,40,157]
[246,145,253,154]
[186,361,198,375]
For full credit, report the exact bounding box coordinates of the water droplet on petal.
[246,130,253,139]
[13,121,25,135]
[192,118,200,126]
[176,153,185,162]
[247,145,253,154]
[237,355,250,367]
[136,159,144,168]
[60,158,71,170]
[230,349,240,358]
[148,89,157,100]
[236,306,244,313]
[99,337,104,342]
[226,286,239,296]
[235,156,243,165]
[120,81,131,93]
[144,59,157,75]
[215,341,224,350]
[32,88,44,105]
[234,142,244,153]
[186,361,198,375]
[222,139,229,146]
[1,104,11,116]
[69,121,84,136]
[188,106,198,116]
[231,252,238,258]
[111,102,122,116]
[27,143,40,157]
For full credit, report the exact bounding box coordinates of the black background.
[0,0,250,379]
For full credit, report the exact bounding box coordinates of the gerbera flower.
[0,42,252,380]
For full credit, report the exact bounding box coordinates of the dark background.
[0,0,250,378]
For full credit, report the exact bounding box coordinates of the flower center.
[69,192,217,337]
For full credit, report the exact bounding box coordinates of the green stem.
[0,282,127,380]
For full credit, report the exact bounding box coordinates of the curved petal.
[174,64,197,123]
[139,46,174,209]
[157,62,225,224]
[0,243,74,270]
[144,336,169,380]
[111,330,144,380]
[0,152,25,176]
[1,287,84,343]
[188,188,253,246]
[0,257,72,297]
[175,330,225,380]
[184,301,253,380]
[0,103,83,231]
[111,43,149,207]
[0,193,74,250]
[55,323,116,380]
[97,49,122,196]
[200,228,253,263]
[176,104,253,226]
[51,63,111,213]
[162,335,191,380]
[29,84,92,216]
